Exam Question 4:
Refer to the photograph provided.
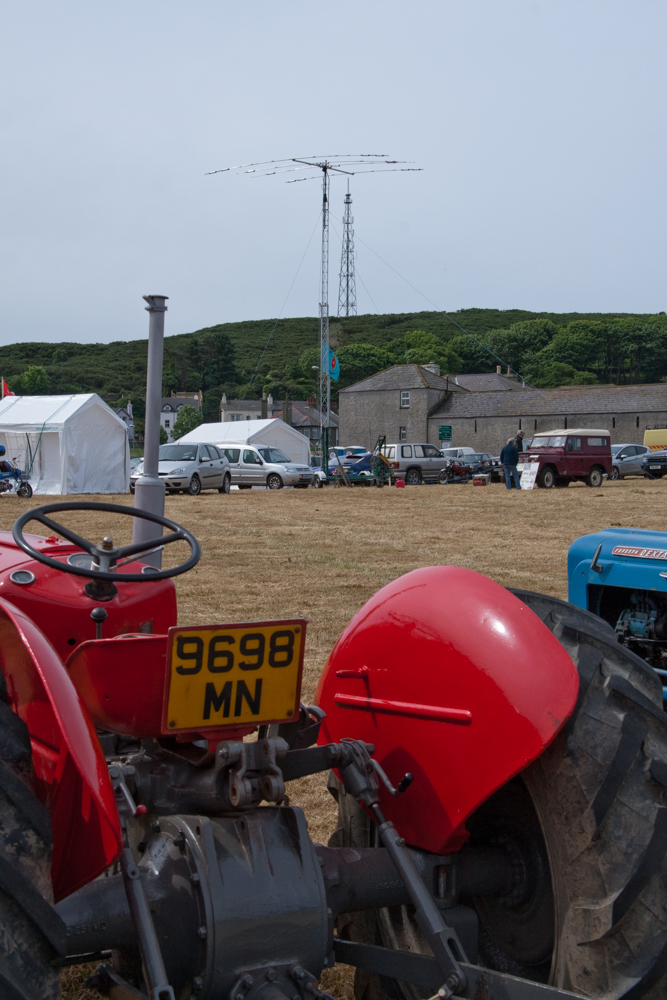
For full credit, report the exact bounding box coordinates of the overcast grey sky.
[1,1,665,345]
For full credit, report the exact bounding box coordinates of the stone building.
[160,392,202,441]
[220,395,338,445]
[339,364,667,452]
[427,383,667,453]
[338,365,467,447]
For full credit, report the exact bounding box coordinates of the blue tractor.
[569,527,667,702]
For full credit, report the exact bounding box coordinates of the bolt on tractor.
[1,502,667,1000]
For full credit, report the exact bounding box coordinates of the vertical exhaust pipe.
[132,295,168,568]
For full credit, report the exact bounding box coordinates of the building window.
[163,405,172,412]
[164,420,170,428]
[534,419,537,430]
[399,426,407,441]
[636,416,640,428]
[564,417,568,429]
[246,415,251,420]
[518,419,522,430]
[474,420,477,433]
[612,417,616,428]
[400,391,410,408]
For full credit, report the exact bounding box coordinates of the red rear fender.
[315,566,578,854]
[0,599,121,901]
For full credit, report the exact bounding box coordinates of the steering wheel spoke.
[33,514,97,554]
[12,502,200,584]
[114,529,186,563]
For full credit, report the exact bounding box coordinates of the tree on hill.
[172,405,203,440]
[386,330,462,373]
[9,366,50,395]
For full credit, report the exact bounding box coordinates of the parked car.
[610,443,651,479]
[328,452,372,475]
[221,445,313,489]
[130,456,143,471]
[329,446,366,459]
[382,442,444,484]
[517,428,612,488]
[459,452,502,480]
[438,446,476,460]
[130,443,231,495]
[640,450,667,479]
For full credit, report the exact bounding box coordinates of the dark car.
[641,451,667,479]
[460,452,502,480]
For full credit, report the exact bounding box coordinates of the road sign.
[438,425,452,441]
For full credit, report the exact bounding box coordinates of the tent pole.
[132,295,168,568]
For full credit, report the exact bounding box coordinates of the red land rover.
[517,428,612,488]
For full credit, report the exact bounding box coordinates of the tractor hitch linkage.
[58,720,586,1000]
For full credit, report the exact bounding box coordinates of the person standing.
[500,438,521,490]
[513,430,525,452]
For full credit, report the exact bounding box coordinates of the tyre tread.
[513,590,667,998]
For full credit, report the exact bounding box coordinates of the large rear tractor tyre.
[330,592,667,999]
[0,676,64,999]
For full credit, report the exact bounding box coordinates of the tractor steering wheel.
[12,502,201,583]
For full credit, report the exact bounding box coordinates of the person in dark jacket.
[500,438,521,490]
[513,430,525,452]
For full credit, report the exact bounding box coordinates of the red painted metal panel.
[0,599,121,900]
[66,635,167,736]
[0,531,177,663]
[316,566,578,854]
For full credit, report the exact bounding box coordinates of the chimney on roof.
[506,366,511,375]
[261,392,267,420]
[496,365,502,375]
[423,363,440,376]
[307,396,317,407]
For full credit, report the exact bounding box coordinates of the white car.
[130,443,231,495]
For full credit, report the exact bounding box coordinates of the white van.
[439,447,476,460]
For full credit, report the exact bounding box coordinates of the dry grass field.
[2,477,663,999]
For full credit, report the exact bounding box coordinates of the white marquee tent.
[179,418,311,465]
[0,394,130,494]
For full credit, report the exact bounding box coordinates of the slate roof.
[341,365,465,393]
[430,383,667,419]
[160,396,200,411]
[220,399,338,427]
[447,373,525,392]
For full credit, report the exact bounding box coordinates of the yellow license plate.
[162,619,307,734]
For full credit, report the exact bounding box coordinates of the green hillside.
[1,307,665,421]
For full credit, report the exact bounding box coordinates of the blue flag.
[325,347,340,382]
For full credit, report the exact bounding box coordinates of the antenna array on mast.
[207,154,422,451]
[337,183,357,317]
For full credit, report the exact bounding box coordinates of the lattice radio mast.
[337,183,357,317]
[207,154,421,449]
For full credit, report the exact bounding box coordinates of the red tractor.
[1,501,666,1000]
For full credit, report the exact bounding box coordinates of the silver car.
[610,443,651,480]
[130,443,231,495]
[382,442,445,484]
[221,445,313,489]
